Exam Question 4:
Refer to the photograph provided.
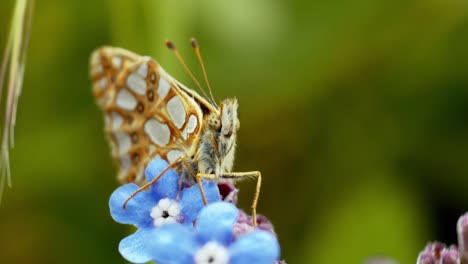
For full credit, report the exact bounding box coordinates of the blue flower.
[109,158,221,263]
[143,202,281,264]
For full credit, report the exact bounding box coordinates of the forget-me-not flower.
[109,158,221,263]
[142,202,281,264]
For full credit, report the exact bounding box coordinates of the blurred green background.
[1,0,468,263]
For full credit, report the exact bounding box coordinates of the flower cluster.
[109,158,282,264]
[415,213,468,264]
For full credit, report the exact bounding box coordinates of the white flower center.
[194,241,229,264]
[150,198,181,227]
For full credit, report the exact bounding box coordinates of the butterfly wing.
[90,47,208,184]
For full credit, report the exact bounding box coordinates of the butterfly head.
[219,97,240,138]
[205,97,240,160]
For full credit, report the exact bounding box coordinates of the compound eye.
[224,128,233,138]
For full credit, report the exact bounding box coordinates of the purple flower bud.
[457,213,468,264]
[417,252,437,264]
[440,247,460,264]
[218,181,239,204]
[233,210,277,237]
[424,241,446,259]
[233,222,254,238]
[256,214,276,234]
[237,210,251,224]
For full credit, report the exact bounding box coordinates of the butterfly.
[89,39,261,224]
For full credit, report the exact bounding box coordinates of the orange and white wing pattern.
[90,47,205,184]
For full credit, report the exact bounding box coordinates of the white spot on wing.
[117,89,137,110]
[144,119,170,146]
[115,132,131,154]
[101,93,111,106]
[136,166,144,182]
[157,77,170,99]
[186,115,198,133]
[167,149,183,163]
[127,72,147,95]
[94,65,103,74]
[182,114,198,140]
[111,112,123,130]
[119,155,131,176]
[167,96,186,129]
[112,56,122,69]
[137,63,148,77]
[181,131,188,140]
[98,77,107,90]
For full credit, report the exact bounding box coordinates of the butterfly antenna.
[191,38,217,107]
[165,40,210,100]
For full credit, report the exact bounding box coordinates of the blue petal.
[229,230,280,264]
[196,202,237,245]
[118,228,155,263]
[109,184,154,228]
[180,181,221,224]
[145,158,179,200]
[148,224,199,264]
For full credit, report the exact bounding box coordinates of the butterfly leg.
[194,172,217,206]
[123,157,183,209]
[176,157,209,206]
[197,171,262,227]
